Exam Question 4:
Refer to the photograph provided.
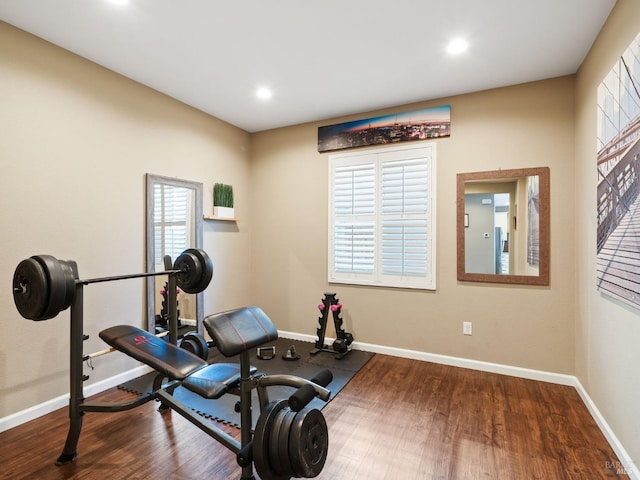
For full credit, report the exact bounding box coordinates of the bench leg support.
[238,350,255,480]
[155,390,241,453]
[56,282,85,465]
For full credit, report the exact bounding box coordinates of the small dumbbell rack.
[310,292,354,359]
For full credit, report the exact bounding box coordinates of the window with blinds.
[153,184,193,266]
[328,143,436,290]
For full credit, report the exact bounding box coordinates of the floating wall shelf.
[203,215,238,222]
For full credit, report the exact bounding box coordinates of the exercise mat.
[117,337,374,428]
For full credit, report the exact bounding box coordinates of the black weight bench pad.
[203,306,278,357]
[100,325,207,380]
[181,363,257,399]
[101,325,257,400]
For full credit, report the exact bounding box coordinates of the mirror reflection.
[146,174,204,334]
[457,167,549,285]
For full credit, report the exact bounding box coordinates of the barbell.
[12,248,213,321]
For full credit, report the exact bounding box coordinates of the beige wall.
[575,0,640,467]
[0,22,252,417]
[3,4,638,469]
[251,76,576,374]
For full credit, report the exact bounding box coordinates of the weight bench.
[69,306,332,480]
[14,252,331,479]
[99,324,254,400]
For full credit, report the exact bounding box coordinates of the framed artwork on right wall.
[596,31,640,308]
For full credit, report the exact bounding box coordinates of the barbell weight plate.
[13,255,75,321]
[276,407,298,477]
[268,405,293,477]
[289,408,328,478]
[173,248,213,294]
[34,255,75,321]
[180,332,209,361]
[252,400,291,480]
[13,258,49,320]
[189,248,213,293]
[174,251,201,293]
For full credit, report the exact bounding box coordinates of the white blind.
[381,219,429,276]
[329,143,436,290]
[334,163,375,216]
[334,223,375,273]
[381,158,431,278]
[332,162,376,279]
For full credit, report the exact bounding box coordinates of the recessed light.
[447,39,468,55]
[108,0,129,5]
[256,87,272,100]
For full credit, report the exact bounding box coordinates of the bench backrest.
[203,306,278,357]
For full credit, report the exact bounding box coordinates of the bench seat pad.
[204,306,278,357]
[99,325,207,380]
[181,363,257,399]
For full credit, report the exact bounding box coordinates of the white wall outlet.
[463,321,473,335]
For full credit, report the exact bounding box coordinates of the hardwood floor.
[0,354,627,479]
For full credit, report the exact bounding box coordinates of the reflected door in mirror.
[464,191,513,275]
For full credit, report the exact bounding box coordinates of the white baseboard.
[0,365,152,434]
[281,330,637,478]
[3,333,637,480]
[279,330,576,385]
[573,379,639,479]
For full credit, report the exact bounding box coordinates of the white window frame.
[328,142,437,290]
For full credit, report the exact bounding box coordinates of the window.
[328,143,436,290]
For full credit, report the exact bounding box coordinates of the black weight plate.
[34,255,69,320]
[59,260,77,312]
[174,251,201,293]
[252,400,291,480]
[289,408,328,478]
[277,407,297,477]
[186,248,213,293]
[13,258,49,320]
[174,249,213,294]
[268,406,291,477]
[180,332,209,361]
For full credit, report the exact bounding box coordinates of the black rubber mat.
[117,337,374,428]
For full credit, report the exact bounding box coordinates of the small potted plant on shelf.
[213,183,234,219]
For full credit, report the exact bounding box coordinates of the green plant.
[213,183,234,208]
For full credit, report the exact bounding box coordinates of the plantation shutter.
[329,143,436,290]
[332,160,376,280]
[380,155,431,280]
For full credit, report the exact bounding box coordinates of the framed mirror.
[145,174,204,334]
[457,167,550,285]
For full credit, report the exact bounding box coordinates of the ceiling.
[0,0,616,133]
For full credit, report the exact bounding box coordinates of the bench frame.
[57,262,330,480]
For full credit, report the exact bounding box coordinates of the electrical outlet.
[463,322,473,335]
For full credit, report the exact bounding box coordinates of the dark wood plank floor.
[0,354,626,479]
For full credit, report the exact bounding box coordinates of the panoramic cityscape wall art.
[318,105,451,153]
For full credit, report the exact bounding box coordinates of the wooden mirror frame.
[456,167,550,285]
